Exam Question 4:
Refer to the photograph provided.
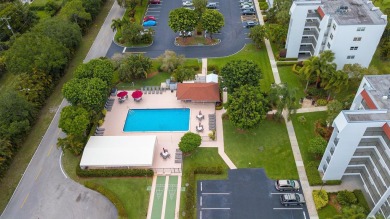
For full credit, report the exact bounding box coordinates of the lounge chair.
[196,125,204,132]
[148,86,152,94]
[175,154,182,159]
[95,130,104,134]
[96,127,105,131]
[153,86,156,94]
[175,159,182,163]
[95,133,104,136]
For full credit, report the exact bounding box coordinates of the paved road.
[106,0,252,58]
[0,100,117,219]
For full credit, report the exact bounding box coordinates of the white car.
[182,1,193,6]
[240,2,253,6]
[241,5,254,9]
[239,0,253,3]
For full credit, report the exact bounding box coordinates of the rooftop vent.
[371,6,379,11]
[350,0,363,6]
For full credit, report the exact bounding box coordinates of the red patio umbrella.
[131,90,143,99]
[117,91,128,98]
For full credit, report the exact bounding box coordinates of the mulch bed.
[176,36,218,46]
[328,193,342,213]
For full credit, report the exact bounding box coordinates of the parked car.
[242,9,255,15]
[182,1,193,6]
[143,20,157,26]
[206,2,217,9]
[275,180,300,191]
[280,193,306,206]
[242,7,255,12]
[143,16,156,22]
[149,0,160,4]
[179,30,192,37]
[240,2,253,6]
[239,0,253,3]
[245,21,258,28]
[241,5,254,9]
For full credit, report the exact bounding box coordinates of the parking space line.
[273,208,303,210]
[270,193,295,195]
[202,208,230,210]
[147,11,160,12]
[201,182,203,191]
[303,211,307,219]
[200,196,202,206]
[201,193,230,195]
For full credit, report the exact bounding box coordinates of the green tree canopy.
[157,50,185,72]
[308,137,327,158]
[327,100,343,124]
[57,134,85,155]
[249,25,267,48]
[226,85,268,129]
[82,0,103,19]
[172,66,196,82]
[268,84,299,119]
[168,8,198,34]
[59,0,92,31]
[201,9,224,39]
[5,32,69,79]
[220,60,261,92]
[75,58,114,85]
[193,0,207,16]
[59,106,90,136]
[121,22,144,44]
[178,132,201,153]
[118,54,152,82]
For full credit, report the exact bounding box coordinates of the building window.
[330,33,333,40]
[350,46,358,50]
[347,55,355,59]
[353,37,362,41]
[357,27,366,31]
[333,24,336,30]
[327,42,331,48]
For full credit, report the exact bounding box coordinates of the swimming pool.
[123,108,190,132]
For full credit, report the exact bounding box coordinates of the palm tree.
[323,70,349,100]
[299,55,320,90]
[111,18,124,32]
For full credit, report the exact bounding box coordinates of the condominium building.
[285,0,387,69]
[319,75,390,218]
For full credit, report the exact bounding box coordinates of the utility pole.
[0,17,15,36]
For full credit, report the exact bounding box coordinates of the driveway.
[197,169,309,219]
[106,0,254,58]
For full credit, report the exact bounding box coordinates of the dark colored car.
[242,9,255,15]
[149,0,160,4]
[280,193,306,206]
[206,2,217,9]
[143,16,156,22]
[275,180,300,191]
[245,21,258,28]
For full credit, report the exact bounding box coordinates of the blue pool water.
[123,108,190,132]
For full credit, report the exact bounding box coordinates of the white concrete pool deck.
[101,89,216,172]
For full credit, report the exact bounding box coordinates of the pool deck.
[101,89,216,172]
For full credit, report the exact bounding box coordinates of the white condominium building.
[285,0,387,69]
[319,75,390,218]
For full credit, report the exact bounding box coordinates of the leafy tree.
[168,8,197,37]
[337,190,357,206]
[82,0,103,19]
[0,138,12,160]
[33,17,82,52]
[121,22,144,44]
[220,60,261,92]
[266,0,291,24]
[118,54,152,82]
[157,50,185,72]
[201,9,224,39]
[226,85,268,129]
[322,70,349,99]
[111,18,124,32]
[343,64,378,87]
[249,25,267,48]
[264,24,287,47]
[62,78,85,106]
[268,84,299,120]
[15,70,53,107]
[327,100,343,125]
[5,32,69,79]
[0,91,37,144]
[75,58,114,85]
[178,132,201,153]
[308,137,327,159]
[57,134,85,155]
[59,106,90,136]
[332,205,366,219]
[172,66,196,82]
[59,0,92,31]
[193,0,207,16]
[380,40,390,60]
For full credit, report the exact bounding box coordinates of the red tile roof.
[176,83,220,102]
[383,123,390,140]
[317,6,325,19]
[361,90,377,109]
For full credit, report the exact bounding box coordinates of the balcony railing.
[304,20,320,28]
[330,147,335,155]
[300,37,317,48]
[302,29,319,39]
[307,13,321,19]
[326,156,331,163]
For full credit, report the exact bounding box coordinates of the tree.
[57,134,85,155]
[157,50,185,72]
[327,100,343,125]
[59,106,90,136]
[332,205,366,219]
[5,32,70,79]
[249,25,267,48]
[268,84,299,120]
[111,18,124,32]
[118,54,152,82]
[121,22,144,44]
[322,70,349,99]
[220,60,261,92]
[0,138,12,160]
[308,137,327,159]
[59,0,92,31]
[33,17,82,52]
[193,0,207,16]
[264,24,287,47]
[343,64,378,87]
[178,132,201,153]
[201,9,224,39]
[226,85,268,129]
[82,0,103,19]
[168,8,197,37]
[74,58,114,85]
[266,0,291,25]
[173,66,196,82]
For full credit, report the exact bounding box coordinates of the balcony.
[359,138,390,168]
[302,29,319,39]
[326,156,331,164]
[334,138,339,146]
[345,167,381,203]
[307,12,321,19]
[304,20,320,28]
[330,146,335,155]
[301,37,317,48]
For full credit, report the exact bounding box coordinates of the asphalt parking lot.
[197,169,309,219]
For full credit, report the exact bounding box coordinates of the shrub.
[276,61,297,66]
[184,64,200,71]
[337,190,358,206]
[306,161,323,185]
[84,181,128,218]
[208,130,216,141]
[312,190,328,210]
[222,112,229,120]
[208,64,220,74]
[259,2,268,10]
[353,190,370,212]
[307,87,327,98]
[308,137,327,159]
[298,116,306,124]
[279,49,287,58]
[76,166,154,177]
[316,99,328,106]
[215,105,223,110]
[179,132,202,153]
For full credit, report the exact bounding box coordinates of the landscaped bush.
[307,87,327,99]
[325,180,342,185]
[184,64,200,71]
[308,136,327,159]
[313,190,329,210]
[279,58,298,61]
[208,64,220,74]
[208,130,216,141]
[337,190,358,206]
[179,132,202,153]
[84,181,128,219]
[276,61,298,66]
[298,116,306,124]
[316,99,328,106]
[279,49,287,58]
[76,166,154,177]
[353,190,370,212]
[259,2,268,10]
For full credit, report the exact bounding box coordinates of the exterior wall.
[351,77,370,110]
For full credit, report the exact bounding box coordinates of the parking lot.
[197,169,309,219]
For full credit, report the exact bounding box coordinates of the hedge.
[276,61,299,66]
[84,181,128,219]
[184,166,224,219]
[279,58,299,61]
[76,166,154,177]
[313,190,328,210]
[353,190,370,212]
[306,161,323,185]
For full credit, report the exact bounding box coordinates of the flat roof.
[80,136,156,168]
[321,0,386,25]
[365,75,390,110]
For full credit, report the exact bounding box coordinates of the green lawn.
[208,43,274,92]
[278,65,306,100]
[179,148,229,219]
[0,0,116,213]
[223,119,298,179]
[31,0,62,7]
[318,203,339,219]
[291,111,328,185]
